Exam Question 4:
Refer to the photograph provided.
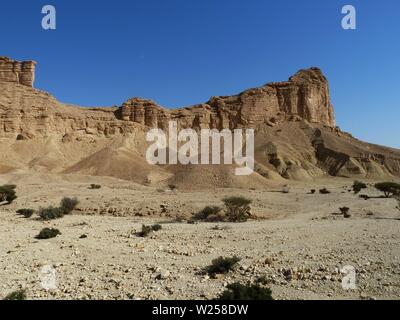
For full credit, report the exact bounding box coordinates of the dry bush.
[374,182,400,198]
[222,196,252,222]
[0,184,17,205]
[206,256,241,276]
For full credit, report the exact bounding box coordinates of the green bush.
[0,184,17,205]
[218,283,273,300]
[3,289,26,300]
[206,256,241,276]
[60,197,79,214]
[352,181,367,194]
[374,182,400,198]
[16,208,35,218]
[36,228,61,239]
[193,206,223,221]
[39,206,64,220]
[89,184,101,189]
[222,197,252,222]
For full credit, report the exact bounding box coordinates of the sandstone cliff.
[0,57,399,186]
[0,57,36,87]
[120,67,335,131]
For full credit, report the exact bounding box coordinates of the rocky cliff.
[0,57,36,87]
[0,57,399,185]
[120,67,335,131]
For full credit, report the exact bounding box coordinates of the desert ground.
[0,173,399,300]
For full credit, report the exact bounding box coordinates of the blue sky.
[1,0,399,148]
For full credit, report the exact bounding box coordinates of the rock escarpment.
[0,57,36,87]
[0,57,399,184]
[120,67,335,130]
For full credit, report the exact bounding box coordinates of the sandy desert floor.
[0,173,399,300]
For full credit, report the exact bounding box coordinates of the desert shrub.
[151,224,162,231]
[206,256,241,276]
[89,184,101,189]
[222,197,252,222]
[137,224,152,237]
[339,207,351,218]
[310,189,316,194]
[36,228,61,239]
[359,194,370,200]
[319,188,331,194]
[218,282,273,300]
[39,206,64,220]
[137,224,162,237]
[60,197,79,214]
[0,184,17,205]
[353,181,367,194]
[16,208,35,218]
[374,182,400,198]
[193,206,223,221]
[3,289,26,300]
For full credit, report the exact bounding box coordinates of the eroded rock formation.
[0,57,399,183]
[0,57,36,87]
[120,67,335,130]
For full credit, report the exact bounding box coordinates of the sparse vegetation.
[0,184,17,205]
[218,282,273,300]
[151,224,162,231]
[3,289,27,300]
[309,189,316,194]
[222,196,252,222]
[60,197,79,214]
[39,206,64,220]
[16,208,35,218]
[374,182,400,198]
[353,180,367,194]
[319,188,331,194]
[38,197,79,220]
[359,194,370,200]
[206,256,241,276]
[36,228,61,239]
[193,206,223,222]
[339,207,351,218]
[136,224,162,237]
[89,184,101,189]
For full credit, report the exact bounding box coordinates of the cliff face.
[0,57,399,183]
[0,58,336,138]
[0,57,36,87]
[120,67,335,130]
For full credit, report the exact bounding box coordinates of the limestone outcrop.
[0,57,36,87]
[120,67,335,130]
[0,57,399,183]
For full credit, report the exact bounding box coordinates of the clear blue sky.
[1,0,399,148]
